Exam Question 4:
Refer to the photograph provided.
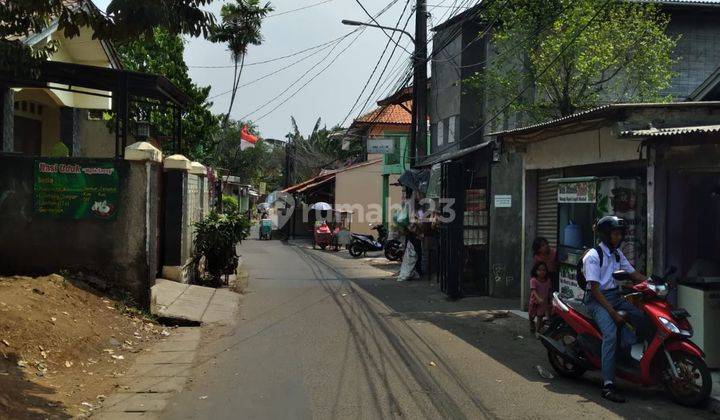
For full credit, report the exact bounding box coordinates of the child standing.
[528,261,552,336]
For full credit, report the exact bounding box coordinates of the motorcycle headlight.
[659,316,682,334]
[648,283,668,297]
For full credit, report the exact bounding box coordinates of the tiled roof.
[354,101,412,126]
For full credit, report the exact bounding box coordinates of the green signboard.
[33,159,120,220]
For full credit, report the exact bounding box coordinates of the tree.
[0,0,215,77]
[467,0,678,123]
[286,117,364,184]
[210,0,274,125]
[213,120,285,191]
[115,28,220,160]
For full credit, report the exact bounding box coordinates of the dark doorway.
[14,116,41,156]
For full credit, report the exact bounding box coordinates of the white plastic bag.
[398,240,418,281]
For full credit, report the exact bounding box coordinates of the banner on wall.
[33,160,120,220]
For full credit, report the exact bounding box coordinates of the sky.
[93,0,469,140]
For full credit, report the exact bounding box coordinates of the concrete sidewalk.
[150,280,240,324]
[93,327,202,419]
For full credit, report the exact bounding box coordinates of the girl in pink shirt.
[529,261,552,336]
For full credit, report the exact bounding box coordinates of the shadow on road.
[296,243,713,419]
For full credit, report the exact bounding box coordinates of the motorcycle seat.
[564,298,594,321]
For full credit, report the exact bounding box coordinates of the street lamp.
[341,20,415,43]
[341,15,426,167]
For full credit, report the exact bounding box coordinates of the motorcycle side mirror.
[612,270,631,281]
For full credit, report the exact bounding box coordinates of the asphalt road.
[160,239,715,420]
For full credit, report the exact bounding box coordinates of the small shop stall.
[552,177,646,301]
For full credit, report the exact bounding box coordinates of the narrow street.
[159,239,712,420]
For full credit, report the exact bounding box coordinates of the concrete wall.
[488,152,523,298]
[79,113,116,158]
[335,160,384,236]
[665,9,720,99]
[0,155,160,306]
[430,27,463,155]
[523,126,640,170]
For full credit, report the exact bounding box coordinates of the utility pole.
[283,134,293,187]
[411,0,428,167]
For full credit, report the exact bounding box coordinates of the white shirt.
[582,242,635,291]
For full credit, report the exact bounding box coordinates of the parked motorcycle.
[349,224,403,261]
[540,268,712,407]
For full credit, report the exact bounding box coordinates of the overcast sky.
[93,0,466,140]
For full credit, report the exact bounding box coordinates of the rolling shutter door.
[537,170,561,248]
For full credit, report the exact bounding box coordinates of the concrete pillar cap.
[189,161,207,176]
[164,154,192,171]
[124,141,162,162]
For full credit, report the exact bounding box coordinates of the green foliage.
[210,0,274,124]
[286,117,364,184]
[466,0,678,123]
[115,28,220,160]
[212,120,285,191]
[0,0,215,76]
[222,195,240,213]
[192,210,251,287]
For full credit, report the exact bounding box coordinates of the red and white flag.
[240,125,258,150]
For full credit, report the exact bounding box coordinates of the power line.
[352,0,414,56]
[207,39,342,100]
[238,0,402,122]
[454,0,614,145]
[188,36,346,68]
[266,0,333,18]
[339,0,413,127]
[352,4,415,120]
[253,30,368,123]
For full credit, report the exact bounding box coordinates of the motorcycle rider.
[583,216,649,403]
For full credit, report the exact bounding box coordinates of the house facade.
[424,0,720,299]
[348,100,412,229]
[0,3,210,305]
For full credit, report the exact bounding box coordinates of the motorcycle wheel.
[547,325,586,379]
[349,242,364,258]
[663,353,712,407]
[384,241,401,261]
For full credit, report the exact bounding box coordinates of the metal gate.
[438,160,465,298]
[537,170,561,248]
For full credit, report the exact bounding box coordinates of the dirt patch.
[0,274,167,419]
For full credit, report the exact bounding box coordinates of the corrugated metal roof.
[620,124,720,137]
[491,102,720,138]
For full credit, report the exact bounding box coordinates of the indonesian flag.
[240,125,258,150]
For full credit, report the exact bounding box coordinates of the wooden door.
[14,116,41,156]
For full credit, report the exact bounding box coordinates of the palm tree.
[211,0,273,126]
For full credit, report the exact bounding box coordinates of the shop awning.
[416,140,493,167]
[619,124,720,138]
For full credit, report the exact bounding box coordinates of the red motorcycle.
[540,268,712,407]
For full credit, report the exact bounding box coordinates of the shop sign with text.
[33,160,120,220]
[558,181,597,203]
